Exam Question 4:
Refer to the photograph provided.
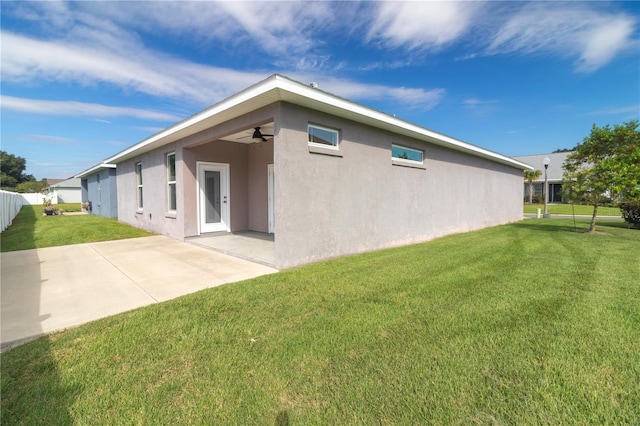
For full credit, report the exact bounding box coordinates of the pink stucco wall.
[116,105,277,240]
[117,101,524,269]
[273,102,524,268]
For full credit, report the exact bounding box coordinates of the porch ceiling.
[218,123,275,144]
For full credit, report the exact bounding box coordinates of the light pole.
[543,156,551,218]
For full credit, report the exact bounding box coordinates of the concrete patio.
[0,235,277,351]
[185,231,275,267]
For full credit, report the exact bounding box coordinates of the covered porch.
[185,231,275,267]
[181,120,275,238]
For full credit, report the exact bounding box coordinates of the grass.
[524,203,622,216]
[0,204,153,252]
[2,218,639,424]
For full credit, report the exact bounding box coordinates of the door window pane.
[136,162,143,208]
[167,153,176,211]
[205,171,221,223]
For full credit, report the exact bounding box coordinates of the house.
[75,164,118,218]
[513,152,572,203]
[44,177,82,204]
[104,74,532,269]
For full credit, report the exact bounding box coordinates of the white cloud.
[462,98,500,117]
[1,31,265,106]
[463,98,499,107]
[1,96,182,122]
[303,76,445,110]
[1,25,446,113]
[487,3,637,72]
[369,2,482,50]
[576,18,637,72]
[366,1,637,72]
[587,105,640,116]
[11,1,337,69]
[214,2,331,56]
[19,134,79,145]
[133,126,166,134]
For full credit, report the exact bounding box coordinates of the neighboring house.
[75,164,118,218]
[104,74,532,269]
[46,179,65,186]
[44,177,82,204]
[513,152,572,203]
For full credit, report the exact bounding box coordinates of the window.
[136,162,143,209]
[308,124,339,149]
[167,152,176,211]
[392,144,423,164]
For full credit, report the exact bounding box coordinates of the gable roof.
[105,74,532,171]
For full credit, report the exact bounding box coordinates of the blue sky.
[2,1,639,180]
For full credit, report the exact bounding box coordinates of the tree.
[524,169,542,204]
[1,151,35,190]
[15,179,48,193]
[562,120,640,232]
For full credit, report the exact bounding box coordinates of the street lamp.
[543,156,551,218]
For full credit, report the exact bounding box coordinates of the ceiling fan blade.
[252,127,273,142]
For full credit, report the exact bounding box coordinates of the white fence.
[1,190,25,233]
[20,192,48,205]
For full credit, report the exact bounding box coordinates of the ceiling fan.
[251,127,273,143]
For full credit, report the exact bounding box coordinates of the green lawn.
[1,204,153,252]
[2,218,639,424]
[524,203,622,216]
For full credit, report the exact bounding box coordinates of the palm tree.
[524,169,542,204]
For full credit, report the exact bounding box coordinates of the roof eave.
[106,74,532,170]
[75,163,117,179]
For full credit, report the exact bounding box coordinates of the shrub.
[620,201,640,229]
[524,195,543,204]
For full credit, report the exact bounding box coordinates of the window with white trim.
[308,124,339,149]
[136,162,143,209]
[166,152,176,211]
[392,144,423,164]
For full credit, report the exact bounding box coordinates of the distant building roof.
[46,177,81,189]
[512,152,573,182]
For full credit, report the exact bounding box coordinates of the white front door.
[197,162,230,233]
[267,164,274,234]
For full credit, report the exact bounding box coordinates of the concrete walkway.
[0,236,277,351]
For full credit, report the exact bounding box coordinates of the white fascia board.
[104,76,283,164]
[274,76,533,170]
[75,163,117,179]
[105,74,532,170]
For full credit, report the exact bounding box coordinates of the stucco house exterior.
[76,163,118,218]
[104,75,532,269]
[513,152,572,203]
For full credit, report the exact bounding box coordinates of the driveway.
[0,236,277,351]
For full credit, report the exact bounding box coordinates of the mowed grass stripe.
[1,218,639,424]
[1,204,153,252]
